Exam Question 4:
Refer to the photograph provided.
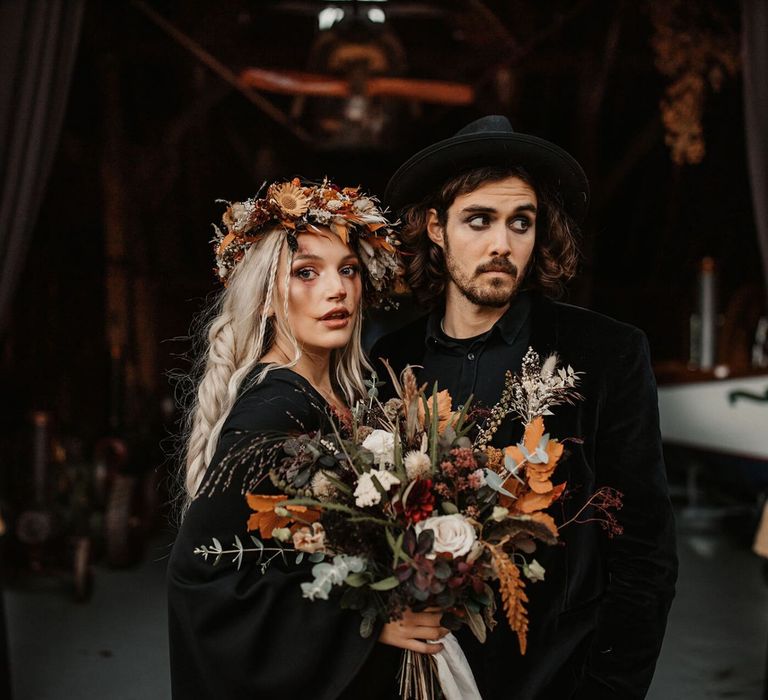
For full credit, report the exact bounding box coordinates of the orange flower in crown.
[211,177,405,307]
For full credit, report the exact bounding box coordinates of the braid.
[180,232,285,509]
[185,313,238,499]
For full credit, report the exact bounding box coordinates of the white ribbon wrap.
[432,633,482,700]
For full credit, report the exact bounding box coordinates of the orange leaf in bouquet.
[504,416,564,493]
[497,478,525,510]
[515,482,566,514]
[416,389,455,433]
[528,511,559,540]
[245,493,320,539]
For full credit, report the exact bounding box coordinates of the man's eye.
[294,267,317,280]
[340,265,360,277]
[467,214,490,228]
[511,216,533,232]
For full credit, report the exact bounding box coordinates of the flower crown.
[212,178,403,307]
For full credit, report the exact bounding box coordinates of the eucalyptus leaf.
[485,469,515,497]
[294,467,312,488]
[360,615,375,638]
[369,576,399,591]
[345,572,368,587]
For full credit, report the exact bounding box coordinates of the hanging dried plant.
[650,0,740,165]
[489,541,529,655]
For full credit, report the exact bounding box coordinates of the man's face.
[427,176,538,309]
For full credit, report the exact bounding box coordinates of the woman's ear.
[426,208,445,249]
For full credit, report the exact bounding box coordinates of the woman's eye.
[294,267,317,280]
[511,216,533,233]
[340,265,360,277]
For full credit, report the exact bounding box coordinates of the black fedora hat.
[384,115,589,222]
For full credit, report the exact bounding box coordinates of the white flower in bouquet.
[416,514,477,558]
[404,450,431,480]
[271,527,292,542]
[310,471,336,498]
[491,505,509,521]
[362,429,396,467]
[522,559,546,582]
[354,469,400,507]
[293,522,327,554]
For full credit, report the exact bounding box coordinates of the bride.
[167,179,449,699]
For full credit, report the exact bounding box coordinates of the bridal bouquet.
[195,349,622,699]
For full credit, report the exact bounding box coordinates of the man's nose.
[488,223,512,258]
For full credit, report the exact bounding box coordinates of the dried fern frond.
[489,543,529,655]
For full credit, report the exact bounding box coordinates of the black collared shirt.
[416,292,532,413]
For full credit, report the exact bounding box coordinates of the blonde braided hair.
[180,227,371,513]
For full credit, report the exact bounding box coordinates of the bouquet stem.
[398,650,441,700]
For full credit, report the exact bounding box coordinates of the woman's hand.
[379,608,449,655]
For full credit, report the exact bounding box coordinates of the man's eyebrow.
[459,203,538,215]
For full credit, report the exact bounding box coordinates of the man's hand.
[379,608,449,654]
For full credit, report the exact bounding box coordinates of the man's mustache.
[475,258,518,277]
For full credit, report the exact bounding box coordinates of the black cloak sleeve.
[167,368,399,700]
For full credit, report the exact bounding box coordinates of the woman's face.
[279,229,362,353]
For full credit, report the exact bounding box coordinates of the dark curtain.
[0,0,86,336]
[743,0,768,304]
[0,2,85,696]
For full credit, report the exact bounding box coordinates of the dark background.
[0,0,759,499]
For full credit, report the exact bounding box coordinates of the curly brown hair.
[399,166,581,309]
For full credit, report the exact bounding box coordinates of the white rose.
[415,514,477,558]
[362,429,395,467]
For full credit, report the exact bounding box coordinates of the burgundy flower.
[403,478,435,523]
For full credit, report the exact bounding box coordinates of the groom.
[372,115,677,699]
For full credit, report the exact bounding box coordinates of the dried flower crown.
[212,178,403,307]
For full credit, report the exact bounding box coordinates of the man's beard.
[444,246,524,308]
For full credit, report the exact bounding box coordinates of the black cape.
[167,367,400,699]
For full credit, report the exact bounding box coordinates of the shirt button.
[457,404,464,411]
[467,353,475,361]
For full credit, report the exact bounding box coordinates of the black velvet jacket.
[167,368,400,700]
[371,294,678,700]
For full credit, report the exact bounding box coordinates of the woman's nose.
[326,273,347,300]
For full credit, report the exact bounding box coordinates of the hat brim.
[384,132,589,222]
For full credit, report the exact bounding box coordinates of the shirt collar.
[425,291,532,348]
